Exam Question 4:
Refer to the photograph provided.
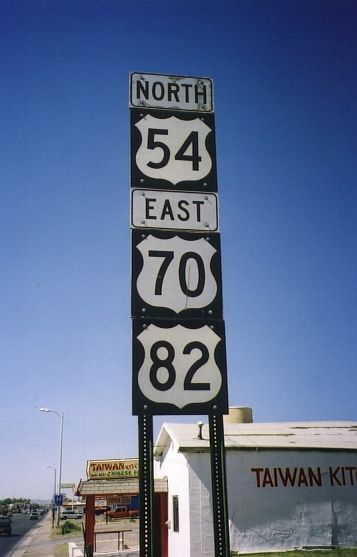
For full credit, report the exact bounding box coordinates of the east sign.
[131,189,218,232]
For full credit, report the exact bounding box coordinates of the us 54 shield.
[131,109,217,192]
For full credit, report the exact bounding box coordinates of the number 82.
[149,340,210,392]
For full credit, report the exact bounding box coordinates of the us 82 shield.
[131,108,217,192]
[132,318,228,415]
[131,230,223,319]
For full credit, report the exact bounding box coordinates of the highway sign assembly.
[129,71,230,557]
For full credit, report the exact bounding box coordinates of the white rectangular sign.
[131,189,218,231]
[130,72,213,112]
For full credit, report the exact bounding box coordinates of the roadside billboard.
[86,458,138,479]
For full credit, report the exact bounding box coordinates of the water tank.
[223,406,253,424]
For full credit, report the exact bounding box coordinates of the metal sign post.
[138,414,154,557]
[129,72,230,557]
[209,413,230,557]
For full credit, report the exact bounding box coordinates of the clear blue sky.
[1,0,356,500]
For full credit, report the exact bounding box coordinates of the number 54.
[147,128,202,171]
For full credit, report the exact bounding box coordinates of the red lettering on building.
[251,467,323,488]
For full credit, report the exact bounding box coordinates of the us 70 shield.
[132,318,228,415]
[131,230,223,319]
[131,108,217,192]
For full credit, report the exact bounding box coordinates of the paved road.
[0,514,44,557]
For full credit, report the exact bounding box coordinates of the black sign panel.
[131,108,217,192]
[132,318,228,415]
[131,229,223,319]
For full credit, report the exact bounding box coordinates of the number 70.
[149,249,205,298]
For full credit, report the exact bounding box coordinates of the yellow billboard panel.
[86,458,139,479]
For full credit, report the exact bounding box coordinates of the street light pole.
[46,465,56,528]
[40,407,64,526]
[46,465,57,502]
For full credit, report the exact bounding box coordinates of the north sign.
[131,230,223,319]
[130,72,213,112]
[132,318,228,415]
[131,189,218,232]
[131,109,217,191]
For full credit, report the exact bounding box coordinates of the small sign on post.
[131,189,218,232]
[130,73,213,112]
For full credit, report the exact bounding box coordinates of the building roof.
[77,477,167,496]
[153,421,357,458]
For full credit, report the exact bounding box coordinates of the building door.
[153,492,168,557]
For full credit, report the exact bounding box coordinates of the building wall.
[158,450,215,557]
[157,444,357,556]
[187,453,214,556]
[156,443,191,557]
[226,449,357,552]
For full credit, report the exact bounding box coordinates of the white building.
[153,411,357,556]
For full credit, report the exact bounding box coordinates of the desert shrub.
[61,520,81,535]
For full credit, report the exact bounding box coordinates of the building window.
[172,495,179,532]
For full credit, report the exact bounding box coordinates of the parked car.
[107,506,139,520]
[60,510,82,520]
[29,511,38,520]
[0,516,12,536]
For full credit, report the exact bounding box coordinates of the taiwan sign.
[87,459,139,479]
